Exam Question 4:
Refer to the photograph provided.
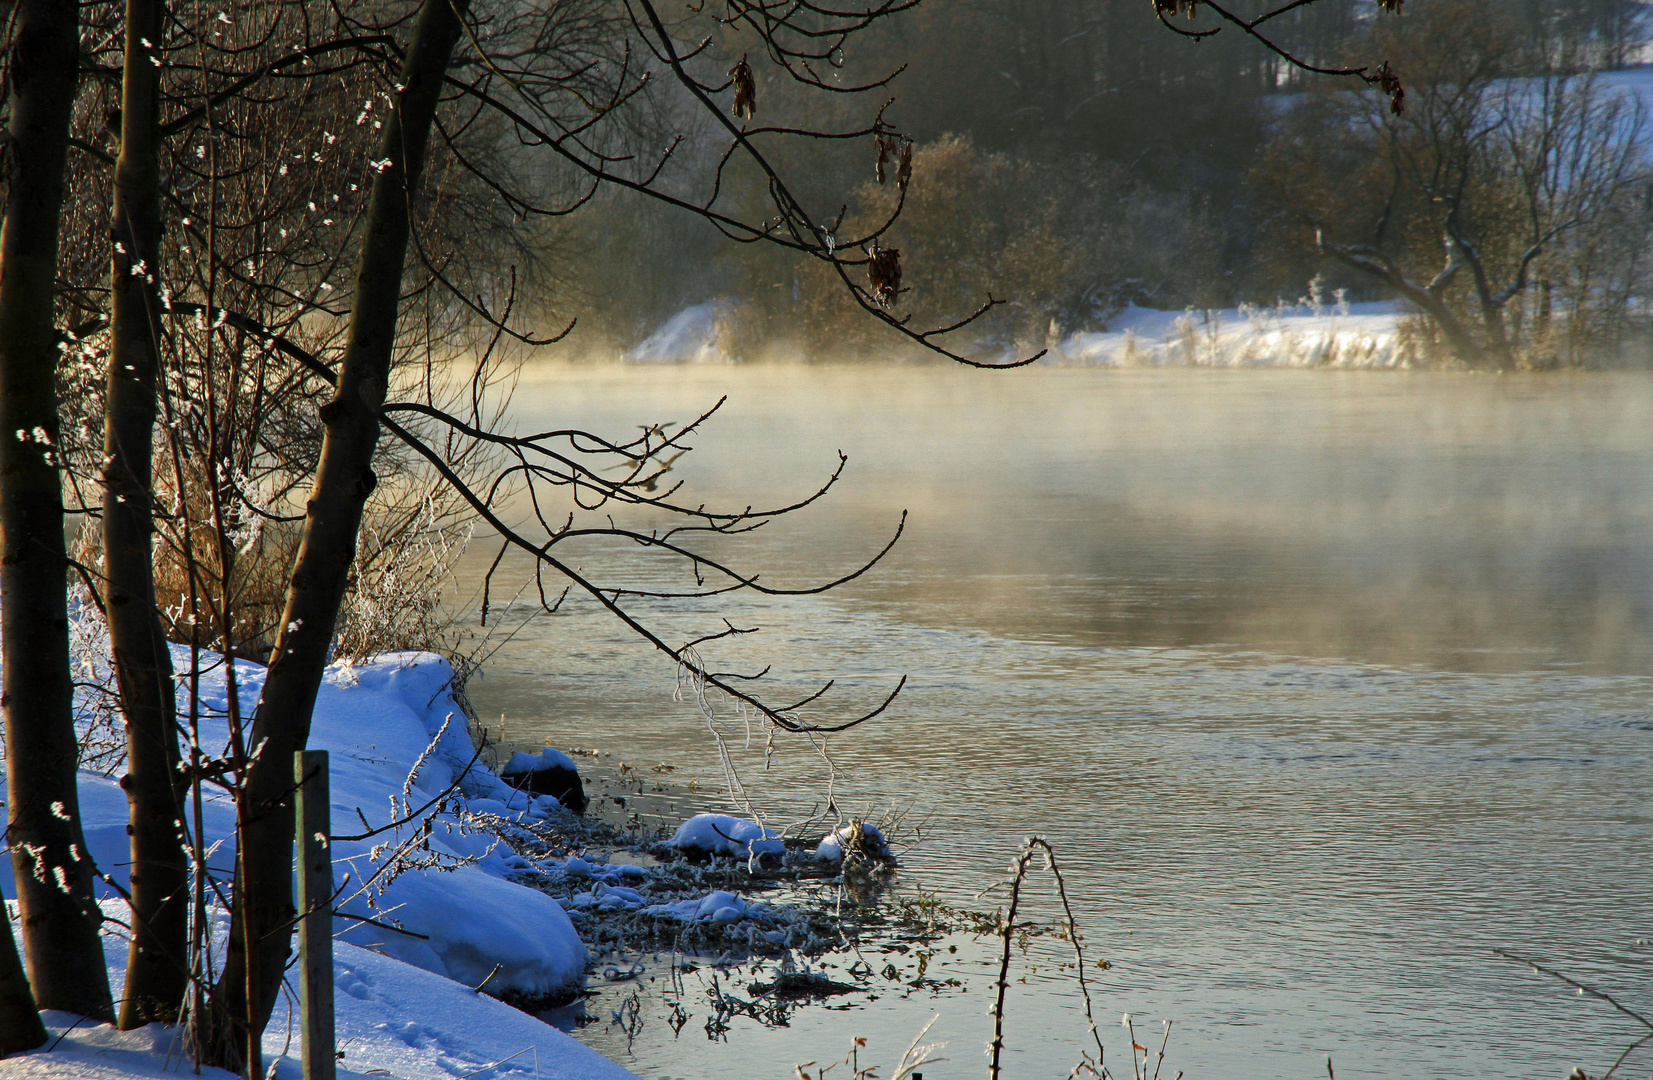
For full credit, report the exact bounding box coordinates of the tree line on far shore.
[569,0,1653,369]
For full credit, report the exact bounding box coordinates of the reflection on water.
[457,365,1653,1080]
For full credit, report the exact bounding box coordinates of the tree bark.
[0,918,45,1055]
[198,0,469,1066]
[0,0,116,1022]
[106,0,189,1029]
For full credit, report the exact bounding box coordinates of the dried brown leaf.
[867,244,902,308]
[875,132,898,183]
[1152,0,1198,18]
[1375,60,1405,115]
[729,56,756,120]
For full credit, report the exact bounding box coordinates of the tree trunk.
[1321,245,1486,366]
[0,918,46,1055]
[197,0,469,1067]
[107,0,188,1029]
[0,0,116,1022]
[1456,249,1515,370]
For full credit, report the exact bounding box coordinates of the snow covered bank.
[1,647,588,1001]
[624,297,1414,368]
[0,646,636,1079]
[5,918,634,1080]
[625,301,743,364]
[0,632,911,1079]
[1046,300,1412,369]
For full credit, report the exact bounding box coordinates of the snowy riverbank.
[624,298,1414,368]
[1,639,893,1080]
[1047,300,1410,368]
[1,648,636,1080]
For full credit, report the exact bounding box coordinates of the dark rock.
[499,749,588,814]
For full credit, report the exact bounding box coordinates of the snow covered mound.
[816,822,892,862]
[503,747,579,775]
[0,648,589,1005]
[1048,301,1412,369]
[666,813,784,859]
[500,746,588,813]
[641,888,750,925]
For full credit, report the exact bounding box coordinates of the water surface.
[459,365,1653,1080]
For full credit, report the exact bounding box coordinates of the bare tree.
[0,0,116,1024]
[0,928,44,1053]
[1251,0,1649,367]
[196,0,474,1065]
[103,0,191,1027]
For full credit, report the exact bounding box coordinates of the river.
[456,364,1653,1080]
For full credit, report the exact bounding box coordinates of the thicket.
[1,0,1052,1060]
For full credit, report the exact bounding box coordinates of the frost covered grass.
[484,809,900,965]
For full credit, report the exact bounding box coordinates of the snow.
[1046,301,1411,369]
[2,931,635,1080]
[0,646,633,1079]
[816,822,891,862]
[1591,65,1653,115]
[627,297,1414,368]
[523,817,801,928]
[665,813,784,859]
[625,301,741,363]
[503,747,579,775]
[639,889,749,925]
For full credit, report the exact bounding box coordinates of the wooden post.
[295,750,335,1080]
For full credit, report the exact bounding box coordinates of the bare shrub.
[333,493,475,662]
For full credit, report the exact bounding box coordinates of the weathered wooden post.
[295,750,335,1080]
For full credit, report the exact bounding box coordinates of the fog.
[460,363,1653,1080]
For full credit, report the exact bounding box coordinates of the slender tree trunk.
[0,919,45,1055]
[198,0,468,1066]
[0,0,116,1022]
[106,0,188,1029]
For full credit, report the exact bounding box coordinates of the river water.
[457,364,1653,1080]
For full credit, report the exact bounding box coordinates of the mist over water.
[459,364,1653,1080]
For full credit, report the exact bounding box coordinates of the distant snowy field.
[0,648,638,1080]
[626,299,1418,368]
